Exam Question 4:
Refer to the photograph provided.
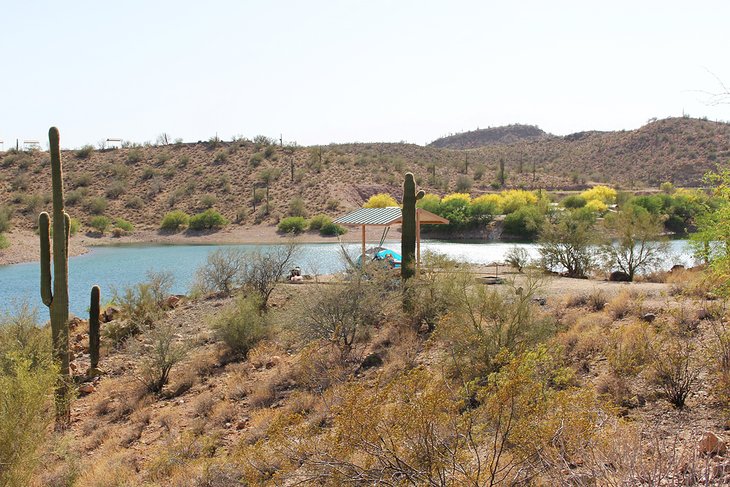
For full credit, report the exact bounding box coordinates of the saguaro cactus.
[401,172,424,281]
[89,285,101,373]
[39,126,71,425]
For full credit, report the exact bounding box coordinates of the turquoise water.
[0,240,692,317]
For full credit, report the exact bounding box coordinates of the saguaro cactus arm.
[39,212,53,306]
[89,286,100,371]
[401,172,424,281]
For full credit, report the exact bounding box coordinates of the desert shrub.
[110,271,173,339]
[505,246,530,272]
[75,144,94,159]
[89,215,111,235]
[194,248,248,296]
[20,194,45,214]
[132,323,187,393]
[587,288,607,311]
[308,214,331,231]
[160,210,190,231]
[0,306,55,487]
[562,194,587,208]
[199,193,217,209]
[64,188,87,206]
[326,198,340,211]
[257,167,281,184]
[606,289,634,320]
[503,205,545,240]
[439,193,472,229]
[649,334,700,409]
[363,193,398,208]
[500,189,539,214]
[189,209,229,231]
[213,151,228,164]
[607,321,653,377]
[126,195,144,209]
[298,273,388,357]
[319,221,347,236]
[73,172,92,187]
[469,194,499,225]
[249,152,264,166]
[68,217,81,236]
[455,174,473,192]
[0,234,7,249]
[278,216,307,234]
[112,218,134,236]
[288,196,307,217]
[436,271,555,379]
[127,148,143,163]
[11,173,29,191]
[212,294,269,358]
[0,205,12,233]
[86,196,108,215]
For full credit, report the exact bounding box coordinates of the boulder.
[78,383,96,395]
[360,352,384,370]
[166,295,182,309]
[102,306,120,322]
[609,271,631,282]
[699,432,727,456]
[642,313,656,323]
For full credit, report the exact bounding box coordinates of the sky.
[1,0,729,149]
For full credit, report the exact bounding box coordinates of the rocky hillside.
[0,117,728,234]
[429,123,550,148]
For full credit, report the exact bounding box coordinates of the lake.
[0,240,692,317]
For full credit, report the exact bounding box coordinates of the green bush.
[113,218,134,234]
[288,196,307,217]
[278,216,308,234]
[69,217,81,236]
[106,181,126,199]
[0,234,8,249]
[160,210,190,231]
[189,209,229,231]
[320,221,347,236]
[0,205,12,233]
[503,205,545,240]
[308,214,332,231]
[199,194,217,209]
[562,194,587,209]
[0,306,55,486]
[89,216,111,235]
[213,294,268,357]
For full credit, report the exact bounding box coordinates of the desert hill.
[0,117,728,234]
[429,123,550,148]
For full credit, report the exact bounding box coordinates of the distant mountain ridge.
[429,124,551,149]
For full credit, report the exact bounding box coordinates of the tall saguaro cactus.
[39,126,72,425]
[401,172,424,281]
[89,285,101,374]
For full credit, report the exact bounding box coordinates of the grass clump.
[160,210,190,232]
[278,216,307,234]
[189,209,229,231]
[89,216,111,235]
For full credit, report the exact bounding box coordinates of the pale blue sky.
[1,0,728,149]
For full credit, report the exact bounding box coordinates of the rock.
[68,317,85,331]
[265,356,281,369]
[671,264,685,272]
[360,352,384,370]
[642,313,656,323]
[699,432,727,456]
[532,297,547,306]
[78,384,96,395]
[609,271,631,282]
[166,295,181,309]
[102,306,120,322]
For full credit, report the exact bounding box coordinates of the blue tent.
[356,247,402,269]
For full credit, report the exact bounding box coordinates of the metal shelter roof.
[333,207,449,226]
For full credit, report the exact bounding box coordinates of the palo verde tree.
[538,209,597,278]
[599,205,669,281]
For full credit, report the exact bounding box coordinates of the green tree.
[538,209,597,278]
[599,206,669,281]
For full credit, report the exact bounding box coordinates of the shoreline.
[0,224,407,267]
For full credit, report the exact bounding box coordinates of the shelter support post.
[361,225,366,269]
